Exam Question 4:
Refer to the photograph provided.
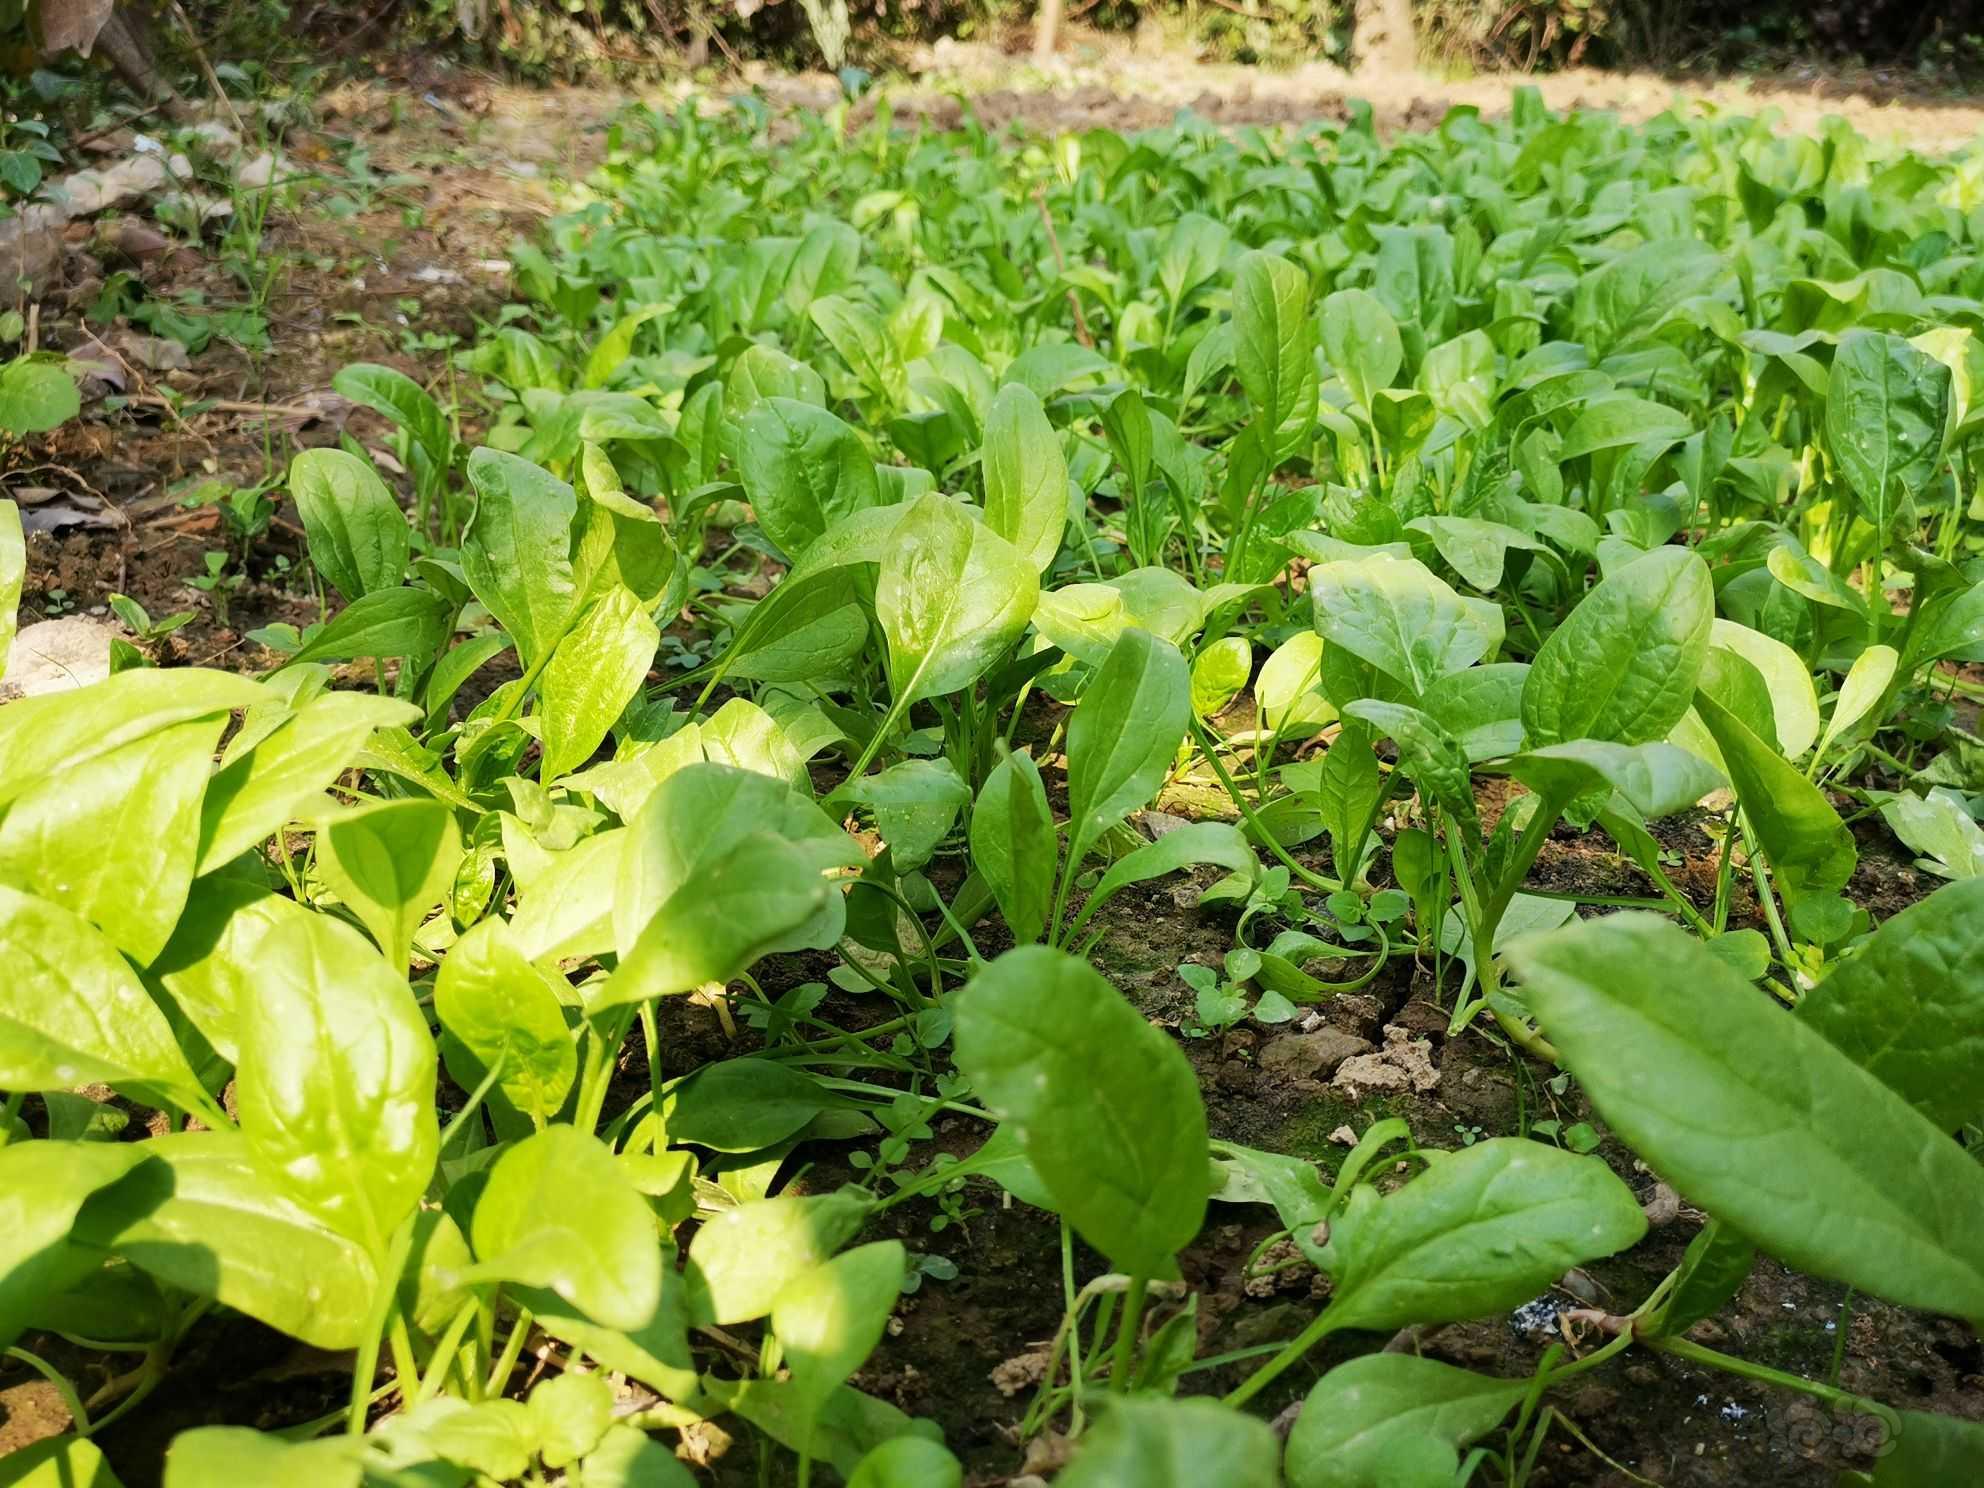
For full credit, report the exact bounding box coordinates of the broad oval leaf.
[1285,1355,1528,1488]
[1522,546,1712,747]
[771,1240,905,1424]
[0,1140,152,1350]
[683,1189,876,1326]
[1826,330,1951,537]
[538,584,658,781]
[1311,557,1502,700]
[954,946,1208,1277]
[314,796,465,973]
[968,749,1056,946]
[735,397,883,560]
[981,382,1067,574]
[876,492,1037,709]
[469,1125,662,1331]
[463,447,580,666]
[1511,913,1984,1326]
[1056,1397,1278,1488]
[1318,1137,1646,1333]
[434,917,577,1123]
[236,914,438,1251]
[1065,627,1189,870]
[288,447,409,601]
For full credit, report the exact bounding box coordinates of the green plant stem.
[1189,716,1340,892]
[484,1306,535,1396]
[5,1348,90,1433]
[1222,1305,1338,1408]
[347,1216,420,1433]
[1645,1334,1898,1430]
[0,1089,23,1146]
[439,1061,505,1153]
[1109,1276,1148,1393]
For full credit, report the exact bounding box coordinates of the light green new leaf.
[1506,740,1722,820]
[435,917,577,1123]
[0,883,208,1110]
[876,492,1037,709]
[1813,643,1898,767]
[578,1424,701,1488]
[149,876,311,1063]
[1523,546,1712,746]
[539,584,659,781]
[314,796,464,971]
[237,914,438,1251]
[1191,635,1251,718]
[463,447,580,666]
[1311,557,1502,699]
[772,1241,906,1426]
[1066,627,1189,871]
[1285,1355,1528,1488]
[1319,1138,1646,1333]
[1879,788,1984,882]
[0,1141,152,1350]
[683,1189,877,1326]
[1056,1398,1278,1488]
[0,1436,126,1487]
[196,692,419,874]
[529,1371,616,1470]
[1511,914,1984,1325]
[982,382,1067,574]
[287,447,409,601]
[0,712,223,963]
[1068,821,1257,943]
[162,1429,362,1488]
[954,947,1208,1277]
[0,667,262,811]
[74,1131,378,1349]
[847,1438,964,1488]
[470,1125,662,1331]
[0,360,80,436]
[970,748,1056,945]
[1556,395,1695,460]
[1709,618,1819,759]
[1255,631,1336,735]
[1799,878,1984,1131]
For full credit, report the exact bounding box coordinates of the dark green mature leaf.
[876,492,1036,710]
[1321,288,1402,414]
[0,1141,151,1350]
[1065,627,1189,871]
[0,712,223,963]
[1233,250,1317,458]
[1511,914,1984,1325]
[0,884,209,1111]
[1319,1138,1646,1333]
[1694,690,1856,925]
[283,587,453,669]
[1522,546,1712,747]
[736,398,883,560]
[463,447,580,666]
[954,947,1208,1277]
[1556,395,1694,460]
[237,914,438,1251]
[1420,662,1527,762]
[1285,1355,1529,1488]
[1311,557,1502,699]
[75,1132,378,1349]
[1641,1219,1754,1339]
[1826,331,1951,538]
[1799,878,1984,1131]
[982,382,1067,574]
[288,448,408,601]
[969,749,1056,945]
[1872,1412,1984,1485]
[1343,699,1479,838]
[0,360,79,436]
[1056,1398,1278,1488]
[435,917,577,1123]
[666,1057,850,1152]
[470,1125,662,1331]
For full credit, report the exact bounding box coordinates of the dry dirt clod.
[1259,1028,1374,1083]
[1331,1024,1440,1098]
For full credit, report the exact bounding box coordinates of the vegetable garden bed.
[2,85,1982,1488]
